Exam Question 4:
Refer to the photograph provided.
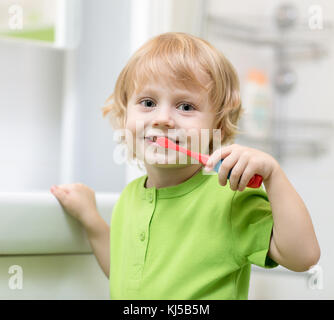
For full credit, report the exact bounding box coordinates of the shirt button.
[140,232,146,241]
[148,193,153,203]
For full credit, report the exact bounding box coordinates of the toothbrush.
[154,136,263,188]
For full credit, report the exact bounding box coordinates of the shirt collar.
[140,168,213,199]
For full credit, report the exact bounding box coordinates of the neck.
[144,164,203,189]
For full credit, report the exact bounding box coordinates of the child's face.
[125,74,217,167]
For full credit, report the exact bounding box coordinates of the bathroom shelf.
[207,14,333,52]
[236,135,328,159]
[236,118,334,160]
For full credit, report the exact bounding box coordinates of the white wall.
[67,0,131,193]
[0,42,64,192]
[0,0,130,299]
[0,0,131,194]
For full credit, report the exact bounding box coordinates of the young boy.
[50,32,320,300]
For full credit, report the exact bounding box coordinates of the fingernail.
[204,166,211,172]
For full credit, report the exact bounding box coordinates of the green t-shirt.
[109,169,278,300]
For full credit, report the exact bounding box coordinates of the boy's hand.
[50,183,99,227]
[204,144,280,192]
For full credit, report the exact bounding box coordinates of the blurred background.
[0,0,333,299]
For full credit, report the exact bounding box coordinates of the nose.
[152,105,175,129]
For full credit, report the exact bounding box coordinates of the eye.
[177,103,195,112]
[140,99,156,108]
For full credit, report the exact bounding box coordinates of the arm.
[50,183,110,278]
[205,144,321,272]
[83,212,110,278]
[264,164,321,272]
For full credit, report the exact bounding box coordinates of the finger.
[57,184,71,193]
[237,165,255,192]
[50,185,68,204]
[50,185,59,195]
[228,156,248,191]
[205,145,234,171]
[217,154,239,186]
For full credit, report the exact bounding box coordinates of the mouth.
[145,136,180,145]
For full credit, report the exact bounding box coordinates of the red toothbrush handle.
[247,174,263,188]
[179,145,210,165]
[156,137,263,188]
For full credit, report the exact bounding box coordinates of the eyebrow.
[137,87,203,101]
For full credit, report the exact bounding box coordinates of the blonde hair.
[102,32,243,169]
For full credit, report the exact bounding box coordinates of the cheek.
[125,115,143,136]
[125,106,146,129]
[124,117,146,155]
